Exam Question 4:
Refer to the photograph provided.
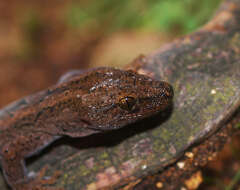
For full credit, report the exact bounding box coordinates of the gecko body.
[0,67,173,190]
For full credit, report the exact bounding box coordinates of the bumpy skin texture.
[0,67,173,190]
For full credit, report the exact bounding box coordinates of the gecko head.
[77,67,173,131]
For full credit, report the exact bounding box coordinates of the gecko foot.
[14,166,63,190]
[36,165,62,185]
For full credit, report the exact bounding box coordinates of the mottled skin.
[0,67,173,190]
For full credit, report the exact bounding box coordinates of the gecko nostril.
[164,84,174,99]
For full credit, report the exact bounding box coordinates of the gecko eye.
[118,96,137,111]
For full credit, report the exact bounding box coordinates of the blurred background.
[0,0,221,104]
[2,1,240,190]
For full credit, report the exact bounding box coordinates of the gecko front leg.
[0,132,62,190]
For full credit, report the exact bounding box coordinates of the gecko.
[0,67,173,190]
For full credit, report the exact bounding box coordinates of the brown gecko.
[0,67,173,190]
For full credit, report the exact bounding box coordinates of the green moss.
[153,140,165,153]
[230,33,240,47]
[99,151,109,160]
[235,123,240,129]
[77,163,91,176]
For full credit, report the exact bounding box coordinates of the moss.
[99,151,109,160]
[235,122,240,129]
[230,33,240,47]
